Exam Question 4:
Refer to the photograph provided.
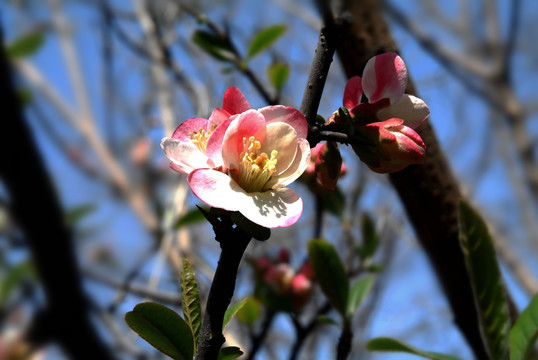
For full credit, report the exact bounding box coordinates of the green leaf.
[181,257,202,350]
[218,346,244,360]
[236,297,261,326]
[192,30,237,62]
[357,214,378,261]
[366,337,463,360]
[320,186,345,217]
[308,239,349,317]
[125,302,193,360]
[247,25,286,58]
[66,204,95,225]
[458,200,510,360]
[347,274,374,318]
[0,262,35,306]
[223,298,248,330]
[6,32,44,59]
[174,207,207,229]
[267,62,289,91]
[231,212,270,241]
[510,292,538,360]
[316,315,339,326]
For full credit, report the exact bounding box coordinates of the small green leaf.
[510,292,538,360]
[231,212,270,241]
[218,346,244,360]
[347,274,374,318]
[357,214,378,261]
[223,298,248,330]
[6,32,44,59]
[66,204,95,225]
[0,262,35,306]
[174,207,207,229]
[125,302,193,360]
[366,337,463,360]
[247,25,286,58]
[308,239,349,317]
[316,315,339,326]
[192,30,237,62]
[267,62,289,91]
[458,200,510,360]
[181,257,202,350]
[320,186,345,217]
[236,297,261,326]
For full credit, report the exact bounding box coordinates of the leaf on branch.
[357,213,378,262]
[267,62,289,91]
[218,346,244,360]
[366,337,463,360]
[509,292,538,360]
[0,261,35,307]
[308,239,349,317]
[347,274,374,318]
[6,32,45,59]
[174,207,207,229]
[320,186,345,217]
[192,30,237,62]
[223,298,249,330]
[66,204,95,225]
[247,25,286,59]
[236,297,261,326]
[125,302,193,360]
[458,200,510,360]
[181,257,202,350]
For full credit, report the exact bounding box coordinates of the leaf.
[236,297,261,326]
[247,25,286,58]
[357,214,378,261]
[192,30,237,62]
[181,257,202,350]
[66,204,95,225]
[308,239,349,317]
[320,186,345,217]
[231,212,270,241]
[174,207,207,229]
[316,315,339,326]
[125,302,193,360]
[458,200,510,360]
[223,298,249,330]
[0,262,35,306]
[510,292,538,360]
[267,62,289,91]
[6,32,44,59]
[218,346,244,360]
[347,274,374,318]
[366,337,463,360]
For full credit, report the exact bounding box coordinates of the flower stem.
[195,216,252,360]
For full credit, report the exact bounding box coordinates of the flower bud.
[314,142,343,191]
[263,263,294,294]
[353,118,426,173]
[291,273,313,308]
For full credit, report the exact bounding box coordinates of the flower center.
[234,136,278,192]
[189,125,217,153]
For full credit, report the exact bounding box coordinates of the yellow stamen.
[233,136,278,192]
[188,125,217,152]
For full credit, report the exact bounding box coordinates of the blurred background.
[1,0,537,359]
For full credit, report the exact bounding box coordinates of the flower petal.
[362,52,407,104]
[188,169,304,228]
[161,138,213,174]
[262,123,298,174]
[266,138,310,189]
[222,86,251,115]
[206,116,234,167]
[343,76,363,109]
[258,106,308,139]
[222,110,267,170]
[171,117,208,141]
[208,108,231,129]
[376,94,429,129]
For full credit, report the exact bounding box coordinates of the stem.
[246,311,276,360]
[195,220,251,360]
[336,320,352,360]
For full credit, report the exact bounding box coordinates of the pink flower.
[353,118,426,173]
[343,52,429,129]
[263,263,294,294]
[187,96,310,228]
[291,273,313,308]
[161,87,250,174]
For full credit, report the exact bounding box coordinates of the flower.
[161,87,251,174]
[353,118,426,173]
[185,90,310,228]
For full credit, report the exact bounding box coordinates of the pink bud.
[255,257,272,271]
[263,263,294,294]
[299,261,315,280]
[291,273,313,308]
[277,249,290,263]
[353,118,426,173]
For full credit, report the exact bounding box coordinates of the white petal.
[376,94,430,129]
[161,137,213,174]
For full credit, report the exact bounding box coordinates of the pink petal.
[262,123,298,174]
[208,108,231,129]
[343,76,363,108]
[362,52,408,104]
[222,86,251,115]
[205,116,234,167]
[171,117,209,141]
[222,110,267,171]
[266,139,311,189]
[258,106,308,139]
[376,94,430,129]
[161,138,213,174]
[188,169,304,228]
